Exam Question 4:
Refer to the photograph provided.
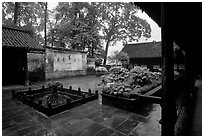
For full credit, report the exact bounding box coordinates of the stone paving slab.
[75,122,106,136]
[115,119,140,135]
[101,115,127,129]
[131,120,161,136]
[2,99,161,136]
[2,75,161,136]
[110,130,126,136]
[95,127,115,136]
[64,118,95,135]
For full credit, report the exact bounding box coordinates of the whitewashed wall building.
[45,47,87,80]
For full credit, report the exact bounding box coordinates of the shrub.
[95,58,103,66]
[87,66,96,74]
[130,66,154,87]
[108,66,129,82]
[95,66,108,72]
[47,81,63,92]
[101,66,162,97]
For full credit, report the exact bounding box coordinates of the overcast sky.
[48,2,161,56]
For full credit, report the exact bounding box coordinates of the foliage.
[87,57,95,64]
[129,66,159,87]
[40,81,72,108]
[2,2,47,45]
[116,52,129,62]
[109,51,129,67]
[92,2,151,64]
[47,81,63,92]
[41,93,72,108]
[47,2,151,63]
[95,58,103,66]
[87,66,96,74]
[2,2,152,62]
[107,66,129,82]
[48,2,102,57]
[95,66,108,72]
[101,66,162,97]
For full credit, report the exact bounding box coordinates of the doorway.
[2,48,26,85]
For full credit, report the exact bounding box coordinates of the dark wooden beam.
[24,51,29,86]
[184,41,195,101]
[161,3,177,136]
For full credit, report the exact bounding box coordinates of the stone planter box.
[101,85,161,112]
[12,86,98,117]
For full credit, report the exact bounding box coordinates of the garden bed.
[101,84,161,112]
[12,85,98,117]
[100,66,162,112]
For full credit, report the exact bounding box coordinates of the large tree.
[48,2,102,57]
[92,2,151,65]
[2,2,47,45]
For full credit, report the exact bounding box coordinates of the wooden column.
[184,41,194,100]
[24,51,29,86]
[161,3,177,136]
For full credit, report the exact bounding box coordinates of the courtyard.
[2,75,161,136]
[2,2,201,136]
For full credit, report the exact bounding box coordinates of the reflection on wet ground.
[2,75,161,136]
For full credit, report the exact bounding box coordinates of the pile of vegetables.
[101,66,162,98]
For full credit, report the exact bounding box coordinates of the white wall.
[54,53,83,71]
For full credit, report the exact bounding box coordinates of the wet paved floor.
[2,75,161,136]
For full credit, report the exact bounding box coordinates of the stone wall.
[45,47,87,80]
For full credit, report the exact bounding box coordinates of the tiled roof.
[121,42,161,58]
[2,25,44,51]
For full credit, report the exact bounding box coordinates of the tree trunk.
[14,2,19,25]
[44,2,47,81]
[103,39,110,65]
[44,2,47,47]
[91,44,94,57]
